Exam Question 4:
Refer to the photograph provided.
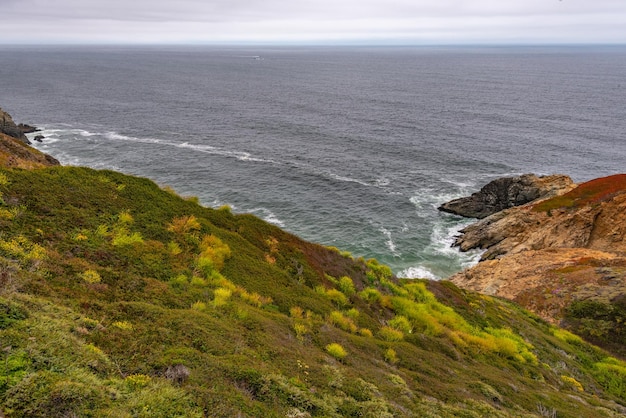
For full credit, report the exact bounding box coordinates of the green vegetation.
[0,165,626,417]
[564,298,626,359]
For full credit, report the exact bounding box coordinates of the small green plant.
[328,311,357,333]
[561,375,584,392]
[358,328,373,338]
[384,348,398,364]
[111,321,134,331]
[378,326,404,342]
[359,287,382,304]
[338,276,356,296]
[191,301,207,311]
[293,323,309,342]
[80,269,102,284]
[125,374,152,390]
[212,287,232,307]
[388,315,413,335]
[326,343,347,360]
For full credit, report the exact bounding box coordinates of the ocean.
[1,45,625,279]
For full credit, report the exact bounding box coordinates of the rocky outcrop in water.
[438,174,575,219]
[0,107,31,144]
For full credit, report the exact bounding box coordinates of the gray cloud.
[2,0,625,43]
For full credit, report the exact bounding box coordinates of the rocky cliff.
[450,174,626,358]
[0,107,30,144]
[0,108,58,168]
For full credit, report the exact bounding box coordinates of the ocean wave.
[398,265,439,280]
[409,189,462,218]
[32,125,277,165]
[326,172,371,187]
[379,226,400,256]
[250,207,286,228]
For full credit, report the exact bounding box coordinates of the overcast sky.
[2,0,625,45]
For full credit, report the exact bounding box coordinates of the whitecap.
[379,226,400,256]
[427,217,484,268]
[375,176,390,187]
[250,207,286,228]
[327,172,371,187]
[397,266,439,280]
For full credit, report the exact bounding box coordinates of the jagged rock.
[438,174,575,219]
[33,135,45,142]
[0,107,30,144]
[18,123,39,134]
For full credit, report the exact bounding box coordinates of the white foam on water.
[379,226,400,256]
[177,141,275,163]
[375,176,390,187]
[398,265,439,280]
[32,125,277,165]
[250,207,286,228]
[327,172,371,187]
[409,188,466,218]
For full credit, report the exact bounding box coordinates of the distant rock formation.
[0,107,31,144]
[438,174,575,219]
[18,123,40,134]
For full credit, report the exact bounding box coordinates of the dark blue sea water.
[1,45,626,278]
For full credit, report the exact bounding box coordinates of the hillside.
[451,175,626,359]
[0,111,625,416]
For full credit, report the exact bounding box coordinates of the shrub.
[80,269,102,284]
[290,306,305,319]
[117,210,134,224]
[167,241,182,255]
[326,343,347,360]
[404,282,437,304]
[388,315,413,335]
[379,326,404,342]
[325,289,349,307]
[384,348,398,364]
[111,321,134,331]
[360,287,382,304]
[358,328,373,338]
[0,235,46,265]
[338,276,356,296]
[345,308,359,320]
[560,375,584,392]
[167,215,201,235]
[125,374,152,390]
[593,358,626,398]
[212,287,232,307]
[112,230,144,247]
[293,323,309,341]
[125,381,203,417]
[191,301,207,311]
[365,259,393,283]
[328,311,357,333]
[198,235,231,271]
[190,276,208,287]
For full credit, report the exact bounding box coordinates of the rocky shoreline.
[0,108,58,168]
[443,174,626,358]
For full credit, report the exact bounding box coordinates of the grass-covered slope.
[1,166,626,417]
